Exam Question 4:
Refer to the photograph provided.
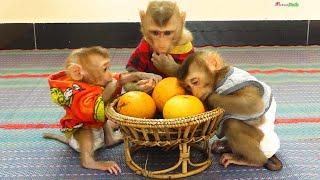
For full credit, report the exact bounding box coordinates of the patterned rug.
[0,46,319,179]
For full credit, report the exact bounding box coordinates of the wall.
[0,0,319,49]
[0,0,319,23]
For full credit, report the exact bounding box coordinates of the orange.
[152,77,186,112]
[163,95,205,119]
[117,91,156,119]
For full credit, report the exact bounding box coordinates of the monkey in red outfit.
[44,46,161,173]
[125,1,194,93]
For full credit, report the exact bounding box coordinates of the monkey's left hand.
[135,72,162,82]
[151,53,180,77]
[120,72,162,84]
[136,78,157,93]
[205,92,219,108]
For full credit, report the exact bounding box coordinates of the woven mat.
[0,46,319,179]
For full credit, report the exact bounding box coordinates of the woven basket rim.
[105,97,224,128]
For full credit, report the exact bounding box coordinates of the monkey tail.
[43,133,69,144]
[264,155,283,171]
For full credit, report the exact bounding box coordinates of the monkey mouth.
[155,48,169,54]
[156,51,166,54]
[200,93,210,101]
[103,79,113,86]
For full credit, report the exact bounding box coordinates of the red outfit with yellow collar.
[126,39,194,77]
[48,71,122,132]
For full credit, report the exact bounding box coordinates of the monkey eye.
[151,31,159,36]
[191,80,199,86]
[164,31,173,36]
[104,67,109,71]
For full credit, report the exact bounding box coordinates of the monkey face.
[84,55,113,87]
[150,30,174,54]
[178,51,226,102]
[182,63,214,101]
[144,15,180,54]
[98,59,113,87]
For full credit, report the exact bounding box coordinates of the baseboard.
[1,20,319,50]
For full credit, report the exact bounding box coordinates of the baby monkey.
[177,51,282,171]
[125,0,194,93]
[44,46,161,174]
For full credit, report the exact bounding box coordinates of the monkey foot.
[220,153,238,168]
[82,160,121,174]
[211,140,231,154]
[264,155,283,171]
[220,153,261,168]
[105,130,123,147]
[108,120,120,130]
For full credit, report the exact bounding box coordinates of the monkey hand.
[102,78,118,102]
[120,72,162,85]
[150,74,162,84]
[151,53,179,76]
[136,78,157,93]
[135,72,162,82]
[205,91,219,108]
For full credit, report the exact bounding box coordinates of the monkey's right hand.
[136,78,157,93]
[102,78,117,102]
[151,53,179,76]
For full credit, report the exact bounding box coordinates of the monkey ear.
[205,52,224,71]
[139,10,146,22]
[180,11,186,22]
[216,66,230,78]
[68,63,83,81]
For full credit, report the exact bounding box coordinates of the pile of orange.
[117,77,205,119]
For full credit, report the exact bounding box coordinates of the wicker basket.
[105,98,224,179]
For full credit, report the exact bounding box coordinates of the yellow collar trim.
[169,42,193,54]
